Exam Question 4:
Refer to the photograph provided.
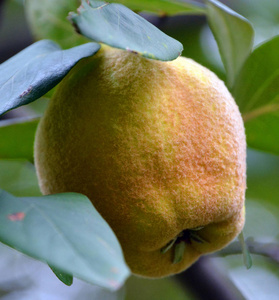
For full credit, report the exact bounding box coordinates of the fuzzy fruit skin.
[34,46,246,278]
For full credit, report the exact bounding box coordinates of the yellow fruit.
[34,45,246,278]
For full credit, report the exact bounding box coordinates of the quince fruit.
[34,45,246,278]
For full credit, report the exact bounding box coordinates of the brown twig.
[174,238,279,299]
[175,257,245,300]
[216,238,279,264]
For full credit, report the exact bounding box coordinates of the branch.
[216,238,279,264]
[174,238,279,299]
[175,257,245,300]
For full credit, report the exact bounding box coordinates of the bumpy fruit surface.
[34,45,246,278]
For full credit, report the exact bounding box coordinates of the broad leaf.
[0,158,73,286]
[0,40,100,116]
[70,0,183,61]
[25,0,203,51]
[0,117,39,161]
[108,0,205,15]
[205,0,254,88]
[0,190,130,290]
[233,36,279,155]
[25,0,89,49]
[0,160,41,197]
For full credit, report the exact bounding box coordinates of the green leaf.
[49,265,73,286]
[233,36,279,155]
[69,0,183,61]
[0,117,39,161]
[108,0,205,15]
[205,0,254,88]
[0,160,41,197]
[0,40,100,116]
[0,190,130,290]
[25,0,89,49]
